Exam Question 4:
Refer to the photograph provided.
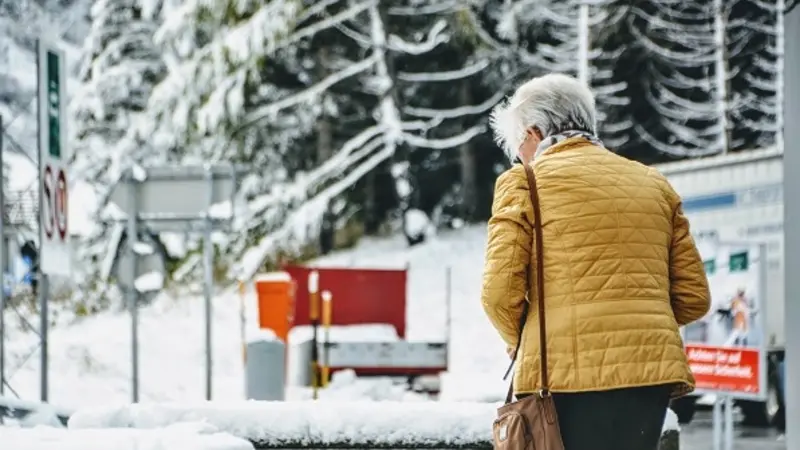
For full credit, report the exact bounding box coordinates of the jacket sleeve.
[668,193,712,326]
[481,166,534,349]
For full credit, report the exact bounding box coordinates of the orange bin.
[255,272,296,343]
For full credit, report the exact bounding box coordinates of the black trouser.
[537,385,671,450]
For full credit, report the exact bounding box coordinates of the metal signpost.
[36,39,69,402]
[108,164,238,402]
[0,115,5,399]
[783,4,800,450]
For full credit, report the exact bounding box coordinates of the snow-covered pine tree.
[143,0,404,276]
[726,0,783,151]
[628,0,723,157]
[382,1,500,224]
[1,0,90,160]
[69,0,164,293]
[71,0,164,186]
[585,1,634,150]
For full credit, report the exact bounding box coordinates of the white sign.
[322,342,448,369]
[37,40,70,276]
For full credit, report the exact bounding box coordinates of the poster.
[682,242,767,400]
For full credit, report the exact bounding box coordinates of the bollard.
[245,335,286,401]
[286,338,313,387]
[307,271,320,399]
[320,290,332,387]
[239,281,247,365]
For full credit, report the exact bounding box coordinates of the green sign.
[704,259,716,275]
[729,251,749,272]
[47,50,61,159]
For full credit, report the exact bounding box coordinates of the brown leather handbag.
[492,163,565,450]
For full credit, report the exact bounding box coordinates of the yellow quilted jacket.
[481,138,711,398]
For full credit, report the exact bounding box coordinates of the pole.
[776,0,785,154]
[444,266,451,364]
[0,113,5,398]
[713,0,729,153]
[35,40,49,403]
[784,4,800,450]
[126,173,140,403]
[723,395,734,450]
[39,275,48,402]
[712,397,722,450]
[203,166,214,401]
[576,2,590,86]
[239,280,247,366]
[308,270,319,399]
[786,0,800,446]
[321,290,332,387]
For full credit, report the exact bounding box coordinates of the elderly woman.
[481,73,711,450]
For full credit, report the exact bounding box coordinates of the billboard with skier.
[682,242,768,400]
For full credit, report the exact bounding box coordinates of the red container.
[282,265,408,338]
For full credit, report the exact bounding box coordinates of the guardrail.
[67,401,680,450]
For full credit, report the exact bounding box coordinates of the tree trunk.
[458,81,477,221]
[316,46,333,163]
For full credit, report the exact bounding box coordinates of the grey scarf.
[534,130,604,158]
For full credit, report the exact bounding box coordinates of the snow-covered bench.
[68,401,680,449]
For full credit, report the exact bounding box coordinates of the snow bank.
[439,372,507,403]
[286,370,429,402]
[0,422,253,450]
[0,395,73,425]
[247,328,279,344]
[288,324,399,343]
[68,401,497,447]
[67,399,679,448]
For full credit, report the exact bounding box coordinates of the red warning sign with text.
[686,344,761,395]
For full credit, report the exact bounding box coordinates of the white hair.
[489,73,597,161]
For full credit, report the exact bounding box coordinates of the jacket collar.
[535,130,604,158]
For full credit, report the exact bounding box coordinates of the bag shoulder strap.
[503,163,549,404]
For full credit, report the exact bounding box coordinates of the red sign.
[42,165,54,239]
[56,168,68,239]
[686,344,761,394]
[41,164,68,241]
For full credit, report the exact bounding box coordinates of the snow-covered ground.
[3,225,502,409]
[3,224,684,450]
[312,226,510,401]
[1,422,254,450]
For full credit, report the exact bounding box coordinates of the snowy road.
[681,411,784,449]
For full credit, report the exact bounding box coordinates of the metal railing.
[3,188,38,231]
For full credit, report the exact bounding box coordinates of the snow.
[1,423,253,450]
[289,324,400,343]
[18,409,66,429]
[134,271,165,293]
[404,208,433,239]
[0,395,73,425]
[3,154,37,191]
[67,391,678,446]
[68,400,497,447]
[132,242,155,256]
[4,223,677,441]
[247,329,277,344]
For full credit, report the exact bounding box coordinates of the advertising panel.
[682,242,768,400]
